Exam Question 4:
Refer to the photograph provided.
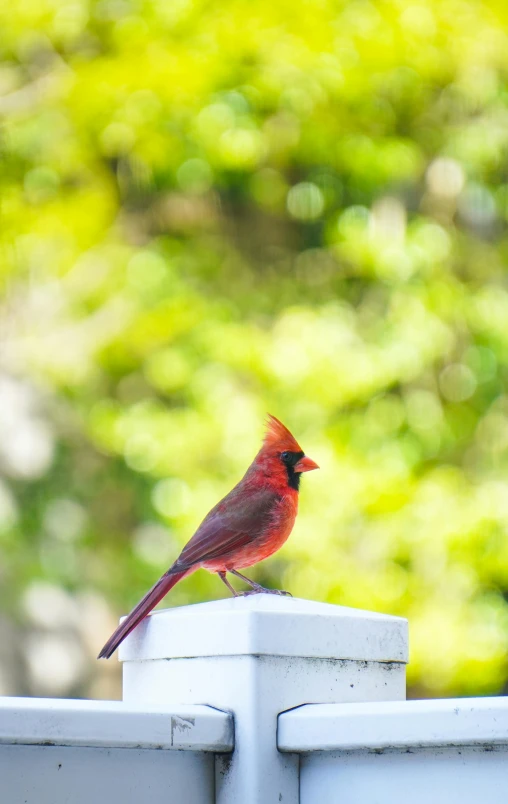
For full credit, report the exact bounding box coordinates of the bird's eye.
[280,451,290,462]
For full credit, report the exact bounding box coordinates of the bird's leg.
[229,569,292,597]
[229,569,265,592]
[218,571,239,597]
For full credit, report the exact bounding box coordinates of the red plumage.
[98,414,318,658]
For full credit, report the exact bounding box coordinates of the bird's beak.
[294,455,319,473]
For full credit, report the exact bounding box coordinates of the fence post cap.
[118,595,408,664]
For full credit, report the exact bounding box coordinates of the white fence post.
[119,595,408,804]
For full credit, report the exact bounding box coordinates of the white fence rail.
[0,698,233,804]
[1,595,506,804]
[0,697,233,751]
[278,699,508,804]
[277,697,508,751]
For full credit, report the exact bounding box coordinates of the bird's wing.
[174,485,279,569]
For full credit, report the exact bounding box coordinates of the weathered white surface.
[0,744,214,804]
[299,747,508,804]
[121,595,408,804]
[0,696,233,751]
[279,698,508,804]
[119,594,408,662]
[278,697,508,751]
[0,697,232,804]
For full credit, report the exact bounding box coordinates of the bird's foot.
[238,588,292,597]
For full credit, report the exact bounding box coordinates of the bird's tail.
[97,568,190,659]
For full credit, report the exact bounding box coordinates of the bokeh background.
[1,0,508,701]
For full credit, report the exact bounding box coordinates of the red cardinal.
[98,414,318,658]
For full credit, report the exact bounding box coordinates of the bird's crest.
[263,414,302,453]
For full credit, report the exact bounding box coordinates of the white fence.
[1,595,507,803]
[279,698,508,804]
[0,698,233,804]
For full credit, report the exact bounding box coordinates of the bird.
[98,414,319,658]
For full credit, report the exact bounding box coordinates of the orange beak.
[294,455,319,473]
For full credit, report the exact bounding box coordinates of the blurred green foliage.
[1,0,508,698]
